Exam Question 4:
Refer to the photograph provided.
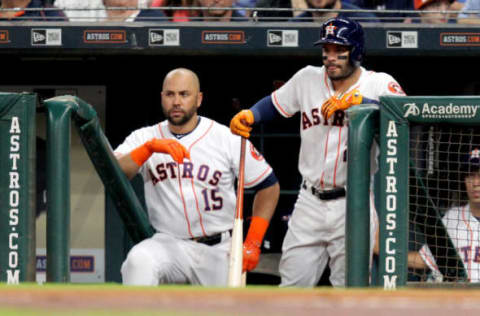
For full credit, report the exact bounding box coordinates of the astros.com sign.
[403,102,479,119]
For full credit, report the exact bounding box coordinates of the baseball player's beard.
[327,63,356,81]
[165,106,196,126]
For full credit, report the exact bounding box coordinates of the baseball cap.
[460,148,480,174]
[414,0,453,10]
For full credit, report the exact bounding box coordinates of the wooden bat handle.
[235,137,247,220]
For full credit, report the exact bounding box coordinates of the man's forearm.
[250,95,282,124]
[408,251,428,270]
[116,153,141,180]
[251,182,280,221]
[242,181,280,272]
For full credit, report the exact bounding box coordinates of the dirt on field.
[1,286,480,316]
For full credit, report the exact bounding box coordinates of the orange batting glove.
[230,109,254,138]
[321,89,363,120]
[243,216,269,272]
[130,138,190,166]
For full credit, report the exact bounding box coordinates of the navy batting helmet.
[314,17,365,66]
[460,148,480,174]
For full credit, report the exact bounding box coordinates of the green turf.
[0,307,228,316]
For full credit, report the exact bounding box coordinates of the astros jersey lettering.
[115,116,272,239]
[272,65,405,190]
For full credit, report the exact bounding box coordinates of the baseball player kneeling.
[114,68,280,286]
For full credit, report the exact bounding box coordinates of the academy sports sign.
[403,102,480,119]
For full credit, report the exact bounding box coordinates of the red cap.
[414,0,452,10]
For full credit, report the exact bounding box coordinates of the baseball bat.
[228,137,247,287]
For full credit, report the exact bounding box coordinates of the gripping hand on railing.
[321,89,363,120]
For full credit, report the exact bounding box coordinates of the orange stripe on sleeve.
[245,166,272,187]
[272,92,294,118]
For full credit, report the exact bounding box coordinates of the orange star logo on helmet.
[471,148,480,160]
[325,24,337,36]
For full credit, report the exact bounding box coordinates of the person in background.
[54,0,106,21]
[349,0,414,23]
[234,0,258,16]
[197,0,248,21]
[413,0,455,24]
[253,0,298,21]
[0,0,67,21]
[408,148,480,282]
[448,0,465,20]
[457,0,480,24]
[450,0,465,10]
[290,0,379,23]
[252,0,292,21]
[103,0,166,21]
[154,0,199,22]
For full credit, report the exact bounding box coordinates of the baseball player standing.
[115,68,280,286]
[408,148,480,282]
[230,17,405,287]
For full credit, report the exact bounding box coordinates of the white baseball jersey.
[115,116,272,239]
[272,65,405,190]
[275,65,403,287]
[419,204,480,282]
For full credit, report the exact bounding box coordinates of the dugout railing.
[345,104,379,287]
[346,96,480,288]
[0,94,154,283]
[44,95,155,283]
